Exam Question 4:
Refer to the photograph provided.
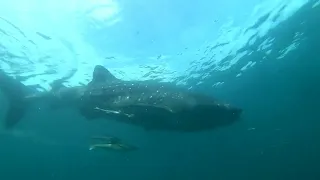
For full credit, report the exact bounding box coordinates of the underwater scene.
[0,0,319,179]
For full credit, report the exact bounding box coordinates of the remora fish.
[1,65,242,132]
[89,135,138,152]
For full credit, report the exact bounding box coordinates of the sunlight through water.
[0,0,310,91]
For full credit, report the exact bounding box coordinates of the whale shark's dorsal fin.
[50,80,66,92]
[88,65,120,86]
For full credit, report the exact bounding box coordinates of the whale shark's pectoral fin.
[94,107,134,118]
[79,107,101,120]
[88,65,120,86]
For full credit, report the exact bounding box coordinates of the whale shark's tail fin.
[4,101,27,129]
[0,71,34,129]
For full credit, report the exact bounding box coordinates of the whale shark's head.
[175,103,242,132]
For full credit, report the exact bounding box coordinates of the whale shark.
[0,65,242,132]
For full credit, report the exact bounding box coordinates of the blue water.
[0,0,320,179]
